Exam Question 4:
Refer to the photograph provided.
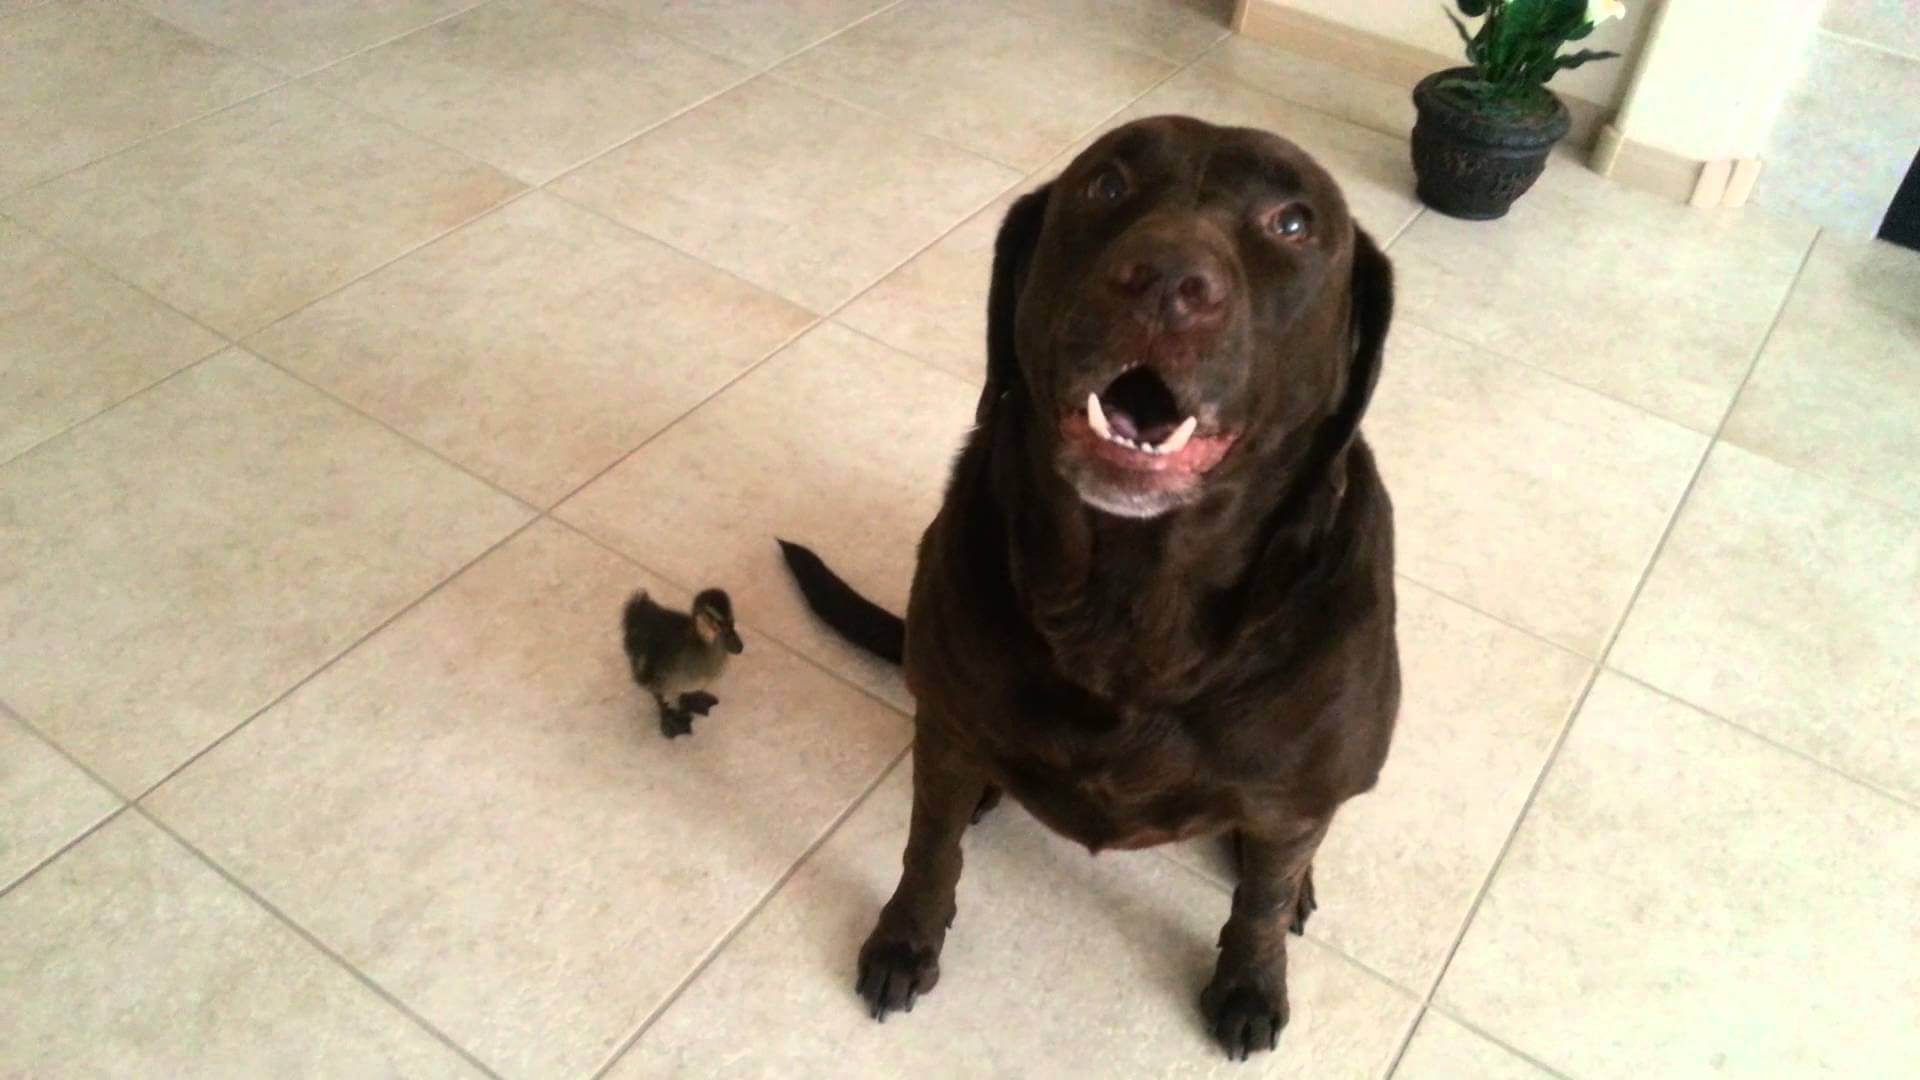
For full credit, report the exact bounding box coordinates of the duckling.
[622,588,743,738]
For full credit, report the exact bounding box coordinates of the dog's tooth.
[1158,416,1198,454]
[1087,393,1113,441]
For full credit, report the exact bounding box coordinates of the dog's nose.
[1108,251,1228,332]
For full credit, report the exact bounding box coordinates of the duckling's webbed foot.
[656,696,694,739]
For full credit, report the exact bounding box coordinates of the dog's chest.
[987,709,1245,852]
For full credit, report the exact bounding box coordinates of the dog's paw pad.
[856,939,939,1023]
[1203,983,1287,1062]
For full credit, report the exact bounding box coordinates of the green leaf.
[1444,6,1474,48]
[1554,48,1622,69]
[1550,0,1590,36]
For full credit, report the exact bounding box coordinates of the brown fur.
[784,116,1400,1059]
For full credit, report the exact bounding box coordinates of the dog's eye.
[1086,166,1129,203]
[1263,204,1313,241]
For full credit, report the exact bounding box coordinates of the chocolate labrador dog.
[778,115,1399,1060]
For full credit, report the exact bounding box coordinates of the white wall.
[1752,1,1920,235]
[1610,0,1826,163]
[1279,0,1657,107]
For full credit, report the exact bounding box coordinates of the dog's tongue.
[1104,406,1178,446]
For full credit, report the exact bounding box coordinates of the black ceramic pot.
[1411,67,1570,220]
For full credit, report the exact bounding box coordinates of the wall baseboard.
[1590,123,1763,207]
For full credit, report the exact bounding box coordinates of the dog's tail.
[776,540,904,665]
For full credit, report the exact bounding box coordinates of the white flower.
[1587,0,1626,24]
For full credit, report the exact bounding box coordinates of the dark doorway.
[1880,149,1920,253]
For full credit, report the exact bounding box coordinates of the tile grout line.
[0,339,227,470]
[1426,1005,1577,1080]
[1381,226,1823,1079]
[0,699,133,878]
[532,307,826,512]
[0,698,125,805]
[745,70,1035,176]
[1398,312,1726,438]
[132,805,508,1080]
[1378,663,1603,1079]
[0,343,226,470]
[746,0,1200,177]
[1607,668,1920,813]
[1815,25,1920,65]
[619,0,915,80]
[0,80,293,207]
[247,352,542,512]
[129,516,546,805]
[2,0,503,206]
[0,805,130,903]
[1382,206,1425,249]
[535,0,935,191]
[203,0,493,81]
[0,694,127,901]
[586,744,916,1079]
[1,191,551,472]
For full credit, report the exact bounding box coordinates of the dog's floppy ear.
[979,183,1052,424]
[1319,225,1394,461]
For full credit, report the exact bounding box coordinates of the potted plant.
[1411,0,1626,219]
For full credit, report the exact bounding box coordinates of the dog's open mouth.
[1061,367,1236,477]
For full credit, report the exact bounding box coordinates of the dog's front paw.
[856,936,941,1022]
[1201,973,1288,1061]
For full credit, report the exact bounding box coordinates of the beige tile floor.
[2,2,1916,1077]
